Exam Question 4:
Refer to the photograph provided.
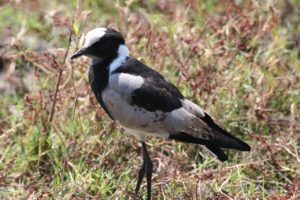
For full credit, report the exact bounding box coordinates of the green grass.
[0,0,299,199]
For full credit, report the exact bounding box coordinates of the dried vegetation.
[0,0,299,199]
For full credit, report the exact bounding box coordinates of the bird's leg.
[142,142,153,200]
[135,154,145,195]
[134,142,153,200]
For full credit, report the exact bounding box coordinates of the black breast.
[89,59,114,120]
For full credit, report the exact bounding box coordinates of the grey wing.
[170,99,251,151]
[106,71,250,155]
[103,72,180,135]
[104,72,212,140]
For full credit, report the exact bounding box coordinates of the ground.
[0,0,299,199]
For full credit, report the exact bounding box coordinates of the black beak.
[70,47,88,60]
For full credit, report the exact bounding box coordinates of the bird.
[70,27,251,200]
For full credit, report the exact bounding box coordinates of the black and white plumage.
[71,27,250,200]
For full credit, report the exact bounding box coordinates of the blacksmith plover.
[71,27,250,200]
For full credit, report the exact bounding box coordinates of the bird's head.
[70,27,126,60]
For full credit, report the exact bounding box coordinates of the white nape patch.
[181,99,205,118]
[84,27,107,48]
[109,45,129,74]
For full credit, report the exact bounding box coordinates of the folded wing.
[111,57,250,161]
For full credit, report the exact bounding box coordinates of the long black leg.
[142,142,153,200]
[134,142,153,200]
[135,158,145,194]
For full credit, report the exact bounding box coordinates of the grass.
[0,0,299,199]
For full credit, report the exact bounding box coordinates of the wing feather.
[108,57,251,157]
[112,57,184,112]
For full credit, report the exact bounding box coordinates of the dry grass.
[0,0,299,199]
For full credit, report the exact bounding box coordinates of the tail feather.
[205,145,228,162]
[201,112,251,151]
[168,104,250,161]
[169,112,250,161]
[212,130,251,151]
[169,132,249,162]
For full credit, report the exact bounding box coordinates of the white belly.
[101,87,170,138]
